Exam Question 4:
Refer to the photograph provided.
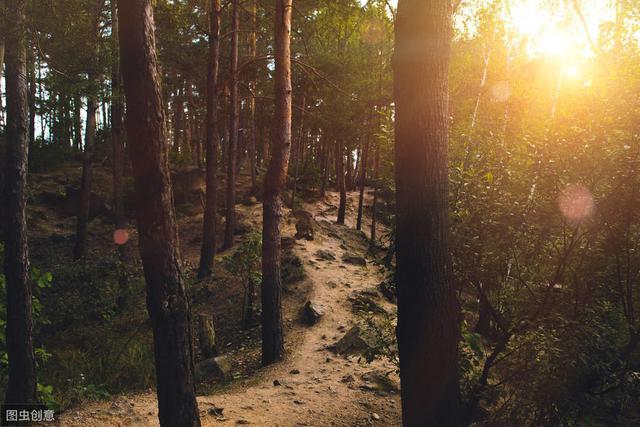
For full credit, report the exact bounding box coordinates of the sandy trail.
[59,191,400,426]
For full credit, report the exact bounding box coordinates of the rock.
[341,374,354,383]
[197,313,217,359]
[241,195,258,206]
[349,293,387,314]
[372,413,381,420]
[315,249,336,261]
[378,280,397,303]
[208,407,224,417]
[282,253,305,284]
[273,379,282,386]
[342,255,367,266]
[361,370,400,392]
[300,301,324,325]
[330,326,375,355]
[234,220,252,235]
[196,355,232,381]
[281,236,295,251]
[294,210,318,240]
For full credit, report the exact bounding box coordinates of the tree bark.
[394,0,461,425]
[0,35,4,125]
[248,0,258,194]
[27,43,36,145]
[74,0,103,260]
[356,118,370,231]
[173,86,184,155]
[73,95,82,150]
[118,1,201,425]
[290,94,305,209]
[198,0,221,279]
[261,0,292,366]
[224,0,240,249]
[370,141,379,247]
[74,92,98,259]
[336,139,346,224]
[320,136,328,197]
[111,0,125,230]
[3,0,37,405]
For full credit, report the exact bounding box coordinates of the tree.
[356,111,371,231]
[74,0,104,259]
[198,0,221,279]
[224,0,240,249]
[111,0,125,231]
[248,0,258,194]
[393,0,461,425]
[335,139,346,224]
[117,1,200,425]
[3,0,38,405]
[261,0,292,366]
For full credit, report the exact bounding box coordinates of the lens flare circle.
[558,184,594,223]
[113,229,130,246]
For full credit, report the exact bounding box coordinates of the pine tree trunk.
[336,139,346,224]
[111,0,125,231]
[320,136,328,197]
[394,0,461,425]
[198,0,221,279]
[224,0,240,249]
[117,1,201,425]
[73,95,82,151]
[111,0,128,310]
[27,45,36,145]
[173,87,184,155]
[74,0,103,259]
[74,95,98,259]
[0,36,4,125]
[290,94,305,209]
[370,141,379,247]
[356,121,370,231]
[3,0,38,405]
[261,0,292,366]
[248,0,258,194]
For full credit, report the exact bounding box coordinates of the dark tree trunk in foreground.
[3,0,38,405]
[261,0,292,366]
[117,1,201,425]
[394,0,461,425]
[198,0,221,279]
[74,1,102,259]
[223,0,240,249]
[336,139,346,224]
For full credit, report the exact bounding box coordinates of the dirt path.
[59,191,400,426]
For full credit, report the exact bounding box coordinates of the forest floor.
[54,173,401,426]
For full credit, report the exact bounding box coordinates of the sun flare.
[506,0,614,59]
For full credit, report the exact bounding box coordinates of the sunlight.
[507,0,615,59]
[563,64,580,78]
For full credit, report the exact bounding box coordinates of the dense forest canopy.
[0,0,639,425]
